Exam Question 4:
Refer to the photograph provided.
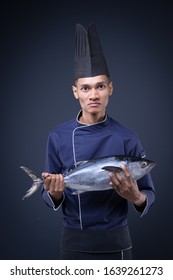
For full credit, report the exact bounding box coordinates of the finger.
[114,171,124,182]
[43,176,52,190]
[121,165,131,181]
[54,174,61,189]
[50,174,65,192]
[48,174,58,190]
[42,172,50,179]
[109,173,121,189]
[58,174,65,191]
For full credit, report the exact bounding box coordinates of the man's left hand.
[109,165,146,207]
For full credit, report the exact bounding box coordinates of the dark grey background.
[1,0,173,259]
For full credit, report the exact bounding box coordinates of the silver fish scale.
[64,157,129,191]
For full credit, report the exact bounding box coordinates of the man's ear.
[109,81,113,96]
[72,85,79,99]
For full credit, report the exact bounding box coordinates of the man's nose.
[89,89,99,100]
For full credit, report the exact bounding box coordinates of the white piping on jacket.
[72,125,86,229]
[72,111,108,230]
[78,193,83,230]
[72,112,107,166]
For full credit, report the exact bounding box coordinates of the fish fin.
[20,166,43,200]
[20,166,40,181]
[75,160,88,167]
[22,181,42,200]
[71,190,85,195]
[102,166,123,173]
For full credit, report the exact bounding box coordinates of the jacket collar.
[76,110,109,129]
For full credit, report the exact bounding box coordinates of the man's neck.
[79,111,106,125]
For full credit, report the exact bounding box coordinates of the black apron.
[60,225,132,260]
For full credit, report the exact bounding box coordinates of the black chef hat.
[74,23,110,80]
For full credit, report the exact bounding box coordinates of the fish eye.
[141,161,148,168]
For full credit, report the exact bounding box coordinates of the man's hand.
[109,165,146,207]
[42,173,66,202]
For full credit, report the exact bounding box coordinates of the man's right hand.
[42,172,66,202]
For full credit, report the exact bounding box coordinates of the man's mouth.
[88,102,101,107]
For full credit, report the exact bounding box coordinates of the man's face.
[72,75,113,117]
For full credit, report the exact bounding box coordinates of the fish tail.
[20,166,43,200]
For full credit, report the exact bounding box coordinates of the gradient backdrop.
[1,0,173,259]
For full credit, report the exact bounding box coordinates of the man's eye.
[98,84,105,90]
[81,87,89,92]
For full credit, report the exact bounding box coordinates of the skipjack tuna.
[20,155,156,199]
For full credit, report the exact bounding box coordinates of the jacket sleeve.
[125,133,156,216]
[135,141,155,216]
[41,130,64,210]
[134,173,155,217]
[42,188,65,210]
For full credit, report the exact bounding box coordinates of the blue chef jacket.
[42,111,155,252]
[42,111,155,230]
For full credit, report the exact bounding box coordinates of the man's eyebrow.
[78,81,107,87]
[96,81,107,85]
[79,83,90,87]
